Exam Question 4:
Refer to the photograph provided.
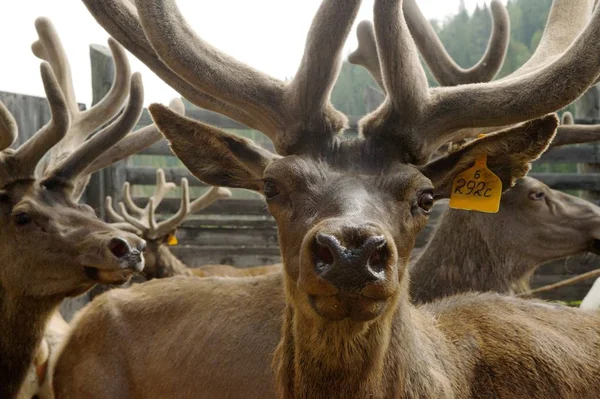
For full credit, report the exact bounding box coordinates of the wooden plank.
[126,166,207,186]
[181,217,276,229]
[530,173,600,191]
[136,198,270,216]
[539,145,600,164]
[172,245,281,267]
[177,226,279,247]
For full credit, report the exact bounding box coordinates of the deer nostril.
[368,245,388,273]
[109,238,131,259]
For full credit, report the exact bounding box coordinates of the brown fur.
[57,0,600,397]
[53,110,599,399]
[410,177,600,303]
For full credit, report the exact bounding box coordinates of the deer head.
[0,18,150,299]
[105,168,231,279]
[100,0,600,329]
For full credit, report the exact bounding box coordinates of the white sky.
[0,1,503,107]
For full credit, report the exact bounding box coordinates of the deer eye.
[528,191,545,201]
[264,181,281,199]
[14,212,32,226]
[417,192,434,213]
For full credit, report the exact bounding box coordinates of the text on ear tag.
[167,234,179,246]
[449,154,502,213]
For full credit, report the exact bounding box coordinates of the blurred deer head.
[106,168,230,279]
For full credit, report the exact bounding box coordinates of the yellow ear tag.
[449,153,502,214]
[167,234,179,246]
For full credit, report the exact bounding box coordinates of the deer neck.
[155,244,192,278]
[0,284,59,398]
[275,277,453,399]
[410,208,532,303]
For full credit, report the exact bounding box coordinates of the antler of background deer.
[106,168,231,239]
[357,0,600,163]
[83,0,363,155]
[81,97,186,176]
[0,63,69,188]
[517,268,600,298]
[32,17,130,170]
[349,0,509,88]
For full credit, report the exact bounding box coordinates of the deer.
[348,17,600,302]
[0,15,186,398]
[53,0,600,397]
[106,168,281,279]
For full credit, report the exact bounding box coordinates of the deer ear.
[149,104,280,192]
[420,115,558,199]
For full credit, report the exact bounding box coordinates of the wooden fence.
[1,43,599,305]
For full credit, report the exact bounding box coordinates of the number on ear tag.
[449,154,502,213]
[167,234,179,246]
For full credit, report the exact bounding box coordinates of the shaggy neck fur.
[148,243,192,279]
[274,277,456,399]
[410,208,535,304]
[0,285,59,399]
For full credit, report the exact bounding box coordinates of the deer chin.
[82,256,145,285]
[308,293,389,322]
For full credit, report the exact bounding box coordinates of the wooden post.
[85,43,120,217]
[574,85,600,202]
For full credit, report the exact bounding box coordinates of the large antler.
[82,0,363,155]
[0,63,70,189]
[359,0,600,164]
[349,0,510,88]
[32,17,131,171]
[81,98,185,176]
[106,169,231,239]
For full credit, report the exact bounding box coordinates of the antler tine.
[0,102,18,151]
[403,0,509,86]
[81,0,262,133]
[348,21,384,90]
[154,177,191,238]
[33,18,131,150]
[363,0,600,164]
[365,0,430,127]
[349,1,509,90]
[123,182,144,217]
[118,201,150,233]
[43,73,144,192]
[82,98,185,176]
[562,111,575,125]
[151,169,177,211]
[32,17,79,115]
[15,63,70,173]
[287,0,360,134]
[105,196,125,223]
[189,186,232,214]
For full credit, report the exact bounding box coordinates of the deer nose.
[108,237,146,271]
[108,237,132,259]
[314,232,389,291]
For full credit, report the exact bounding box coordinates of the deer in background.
[106,168,281,279]
[105,168,230,279]
[349,14,600,302]
[54,0,600,397]
[3,17,179,398]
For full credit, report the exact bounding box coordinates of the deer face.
[0,180,145,297]
[499,177,600,261]
[263,157,432,321]
[151,104,558,323]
